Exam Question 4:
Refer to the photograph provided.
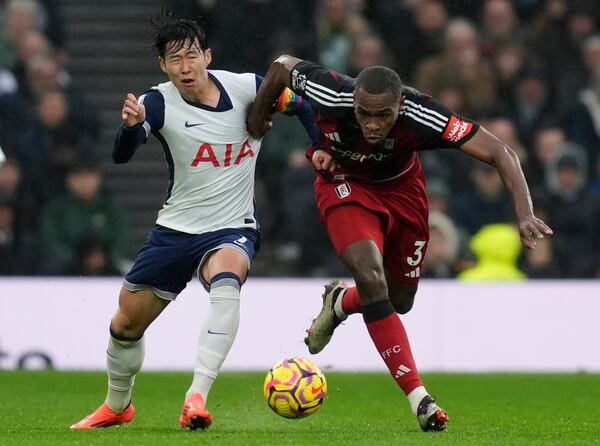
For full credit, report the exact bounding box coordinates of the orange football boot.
[179,393,212,430]
[70,402,135,429]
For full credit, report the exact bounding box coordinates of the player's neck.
[180,75,220,106]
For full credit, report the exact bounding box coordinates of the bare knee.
[343,257,387,302]
[111,311,143,340]
[341,241,389,302]
[353,267,388,300]
[111,288,168,339]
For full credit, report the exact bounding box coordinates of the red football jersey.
[289,60,480,183]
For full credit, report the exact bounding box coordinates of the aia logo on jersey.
[190,139,254,167]
[335,182,351,199]
[442,116,473,143]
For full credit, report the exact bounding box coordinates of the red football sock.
[363,299,423,395]
[341,286,361,315]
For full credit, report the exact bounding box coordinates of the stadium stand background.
[0,0,599,278]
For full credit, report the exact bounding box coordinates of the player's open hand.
[121,93,146,128]
[518,215,553,249]
[312,149,337,173]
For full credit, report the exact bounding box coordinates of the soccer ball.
[263,356,327,418]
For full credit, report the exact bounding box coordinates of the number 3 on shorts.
[406,240,426,266]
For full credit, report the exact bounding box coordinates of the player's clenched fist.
[312,149,337,173]
[121,93,146,128]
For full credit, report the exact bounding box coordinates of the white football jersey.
[139,70,262,234]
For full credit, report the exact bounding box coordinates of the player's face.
[354,89,401,145]
[159,39,211,96]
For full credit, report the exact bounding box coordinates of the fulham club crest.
[335,182,351,199]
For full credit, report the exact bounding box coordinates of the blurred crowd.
[1,0,600,279]
[0,0,124,276]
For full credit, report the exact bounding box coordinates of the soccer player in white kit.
[71,15,315,431]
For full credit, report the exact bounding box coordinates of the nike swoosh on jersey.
[185,121,204,127]
[207,329,228,335]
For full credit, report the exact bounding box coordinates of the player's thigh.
[325,204,385,257]
[200,246,249,284]
[112,287,170,337]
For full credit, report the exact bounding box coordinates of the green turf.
[0,371,599,445]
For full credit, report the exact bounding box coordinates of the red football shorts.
[315,162,429,284]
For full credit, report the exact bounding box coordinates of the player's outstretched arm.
[459,126,553,249]
[248,55,302,137]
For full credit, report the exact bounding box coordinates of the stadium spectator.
[422,210,461,278]
[36,0,66,55]
[531,0,598,110]
[0,66,17,96]
[317,0,369,73]
[248,54,551,432]
[490,40,528,101]
[543,148,600,277]
[0,0,40,69]
[39,160,130,275]
[502,59,557,147]
[414,17,497,114]
[347,33,389,77]
[528,124,567,188]
[14,88,97,209]
[70,13,317,432]
[425,177,450,214]
[277,148,345,277]
[479,0,523,59]
[65,235,121,277]
[12,29,51,90]
[167,0,316,73]
[451,162,514,235]
[0,157,20,198]
[520,236,561,278]
[0,191,38,274]
[458,223,526,281]
[0,157,36,231]
[21,52,69,101]
[367,0,449,80]
[567,65,600,175]
[0,68,21,152]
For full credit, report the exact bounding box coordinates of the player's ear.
[158,57,167,74]
[204,48,212,66]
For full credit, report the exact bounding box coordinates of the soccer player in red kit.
[248,56,552,431]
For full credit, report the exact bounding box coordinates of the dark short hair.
[151,11,208,59]
[355,66,403,102]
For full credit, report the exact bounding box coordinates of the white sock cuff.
[109,334,144,349]
[210,283,241,304]
[407,385,428,416]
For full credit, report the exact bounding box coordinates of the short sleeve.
[401,87,479,150]
[289,60,354,117]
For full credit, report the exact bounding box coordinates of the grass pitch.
[1,370,599,445]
